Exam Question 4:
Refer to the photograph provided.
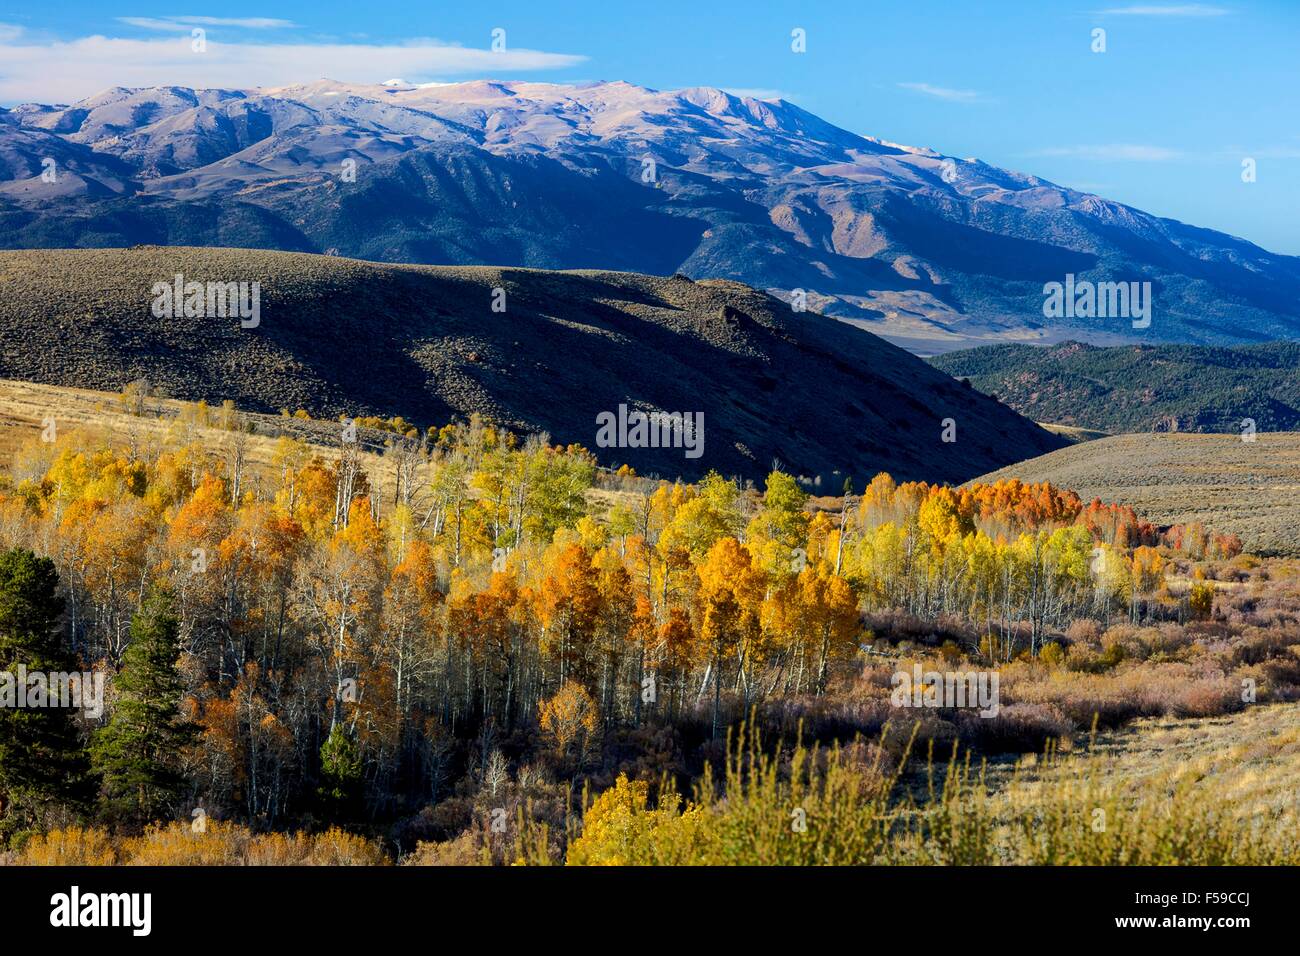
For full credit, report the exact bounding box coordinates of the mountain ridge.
[3,79,1298,352]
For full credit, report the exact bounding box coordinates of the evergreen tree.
[318,723,362,819]
[91,586,194,825]
[0,548,92,842]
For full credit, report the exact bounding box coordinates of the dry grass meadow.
[0,377,405,499]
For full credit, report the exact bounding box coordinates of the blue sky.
[2,1,1297,253]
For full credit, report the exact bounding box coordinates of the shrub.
[1190,582,1215,620]
[20,827,117,865]
[1065,619,1101,645]
[566,774,709,866]
[122,821,251,865]
[404,831,491,866]
[302,827,389,865]
[1039,643,1065,667]
[21,821,392,866]
[1065,643,1104,673]
[556,724,1300,866]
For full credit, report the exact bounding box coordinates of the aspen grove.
[0,397,1248,848]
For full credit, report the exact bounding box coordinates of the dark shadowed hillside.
[0,246,1063,484]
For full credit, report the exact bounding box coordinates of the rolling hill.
[3,80,1299,352]
[972,432,1300,556]
[931,340,1300,434]
[0,245,1064,485]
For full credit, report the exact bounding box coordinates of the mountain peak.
[2,78,1297,350]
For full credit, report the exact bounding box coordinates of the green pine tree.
[318,723,362,819]
[91,586,194,826]
[0,548,93,843]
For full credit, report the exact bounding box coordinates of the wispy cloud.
[0,33,587,103]
[1030,144,1183,162]
[118,16,299,31]
[0,22,23,41]
[1214,145,1300,160]
[1034,144,1300,165]
[897,82,983,103]
[1097,4,1229,16]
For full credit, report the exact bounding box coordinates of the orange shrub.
[20,827,118,865]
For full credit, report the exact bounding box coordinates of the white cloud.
[1097,4,1229,16]
[0,22,22,41]
[897,82,982,103]
[117,18,196,31]
[0,34,587,103]
[117,16,299,30]
[1030,144,1183,161]
[1034,144,1300,165]
[167,17,298,28]
[1215,145,1300,160]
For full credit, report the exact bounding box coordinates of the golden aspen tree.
[538,682,598,766]
[536,543,602,691]
[695,537,763,737]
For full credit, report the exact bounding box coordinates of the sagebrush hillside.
[973,431,1300,556]
[0,246,1063,484]
[931,340,1300,433]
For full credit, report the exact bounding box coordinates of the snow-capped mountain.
[3,79,1297,351]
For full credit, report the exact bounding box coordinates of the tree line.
[0,404,1235,837]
